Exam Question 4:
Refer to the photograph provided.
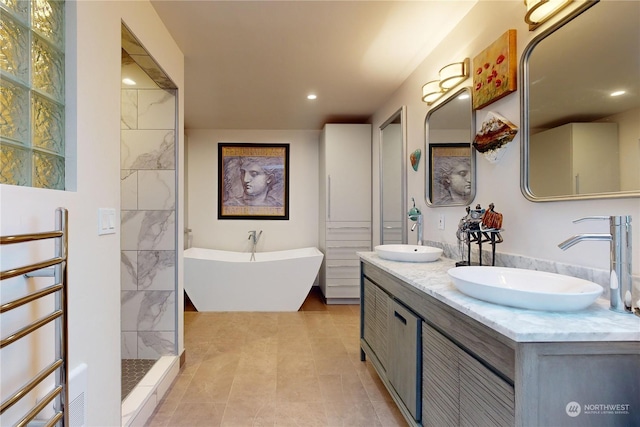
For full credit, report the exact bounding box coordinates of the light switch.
[98,208,116,235]
[438,214,445,230]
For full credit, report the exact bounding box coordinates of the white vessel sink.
[447,266,603,311]
[375,244,443,262]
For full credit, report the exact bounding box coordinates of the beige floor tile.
[314,355,356,376]
[146,292,404,427]
[221,397,277,427]
[371,399,409,426]
[166,401,225,427]
[274,401,329,426]
[323,400,382,427]
[277,354,317,377]
[276,373,321,403]
[181,373,235,403]
[228,373,277,400]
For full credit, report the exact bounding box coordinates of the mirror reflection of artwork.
[425,87,475,207]
[218,143,289,220]
[429,144,472,206]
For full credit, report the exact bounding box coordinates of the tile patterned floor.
[145,287,407,426]
[122,358,157,400]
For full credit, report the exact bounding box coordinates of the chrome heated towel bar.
[1,208,69,427]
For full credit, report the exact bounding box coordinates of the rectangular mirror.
[521,0,640,201]
[380,106,407,244]
[425,87,475,207]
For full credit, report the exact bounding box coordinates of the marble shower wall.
[121,88,176,359]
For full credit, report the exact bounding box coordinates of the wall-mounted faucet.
[248,230,263,261]
[408,198,423,246]
[558,215,633,314]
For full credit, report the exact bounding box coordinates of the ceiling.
[149,1,477,130]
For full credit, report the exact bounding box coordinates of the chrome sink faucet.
[408,198,423,246]
[558,216,632,313]
[410,214,423,246]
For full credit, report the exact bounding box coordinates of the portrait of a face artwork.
[218,143,289,220]
[429,143,472,206]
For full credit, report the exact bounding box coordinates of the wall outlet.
[438,214,445,230]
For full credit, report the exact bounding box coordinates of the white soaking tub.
[184,247,323,311]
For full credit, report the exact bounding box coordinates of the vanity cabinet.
[359,257,640,427]
[361,261,512,426]
[319,124,371,303]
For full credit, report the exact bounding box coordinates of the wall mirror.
[521,0,640,201]
[380,106,407,244]
[425,87,475,207]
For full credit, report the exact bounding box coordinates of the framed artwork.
[218,143,289,220]
[472,29,517,110]
[429,143,472,206]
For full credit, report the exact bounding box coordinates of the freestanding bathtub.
[184,247,324,311]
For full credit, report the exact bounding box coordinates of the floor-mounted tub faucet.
[248,230,263,261]
[558,215,633,313]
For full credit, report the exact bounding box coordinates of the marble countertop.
[358,252,640,343]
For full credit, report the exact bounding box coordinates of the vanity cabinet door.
[422,324,459,427]
[362,278,389,369]
[459,347,514,427]
[422,323,514,427]
[388,299,422,422]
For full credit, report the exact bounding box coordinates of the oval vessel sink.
[375,244,443,262]
[447,266,603,311]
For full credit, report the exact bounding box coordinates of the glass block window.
[1,0,65,189]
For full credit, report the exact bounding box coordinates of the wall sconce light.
[524,0,573,30]
[421,58,469,105]
[439,59,469,90]
[422,80,444,104]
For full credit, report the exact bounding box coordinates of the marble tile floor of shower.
[145,287,407,426]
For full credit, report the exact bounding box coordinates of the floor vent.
[68,363,87,427]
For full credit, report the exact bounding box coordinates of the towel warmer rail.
[1,208,69,427]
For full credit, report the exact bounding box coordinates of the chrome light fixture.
[421,58,469,105]
[524,0,573,30]
[422,80,444,105]
[439,59,469,90]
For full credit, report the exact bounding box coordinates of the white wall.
[187,129,320,252]
[371,0,639,275]
[0,1,184,424]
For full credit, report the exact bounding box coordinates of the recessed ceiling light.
[122,78,137,86]
[307,94,317,100]
[610,90,625,97]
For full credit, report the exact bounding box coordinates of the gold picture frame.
[218,143,289,220]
